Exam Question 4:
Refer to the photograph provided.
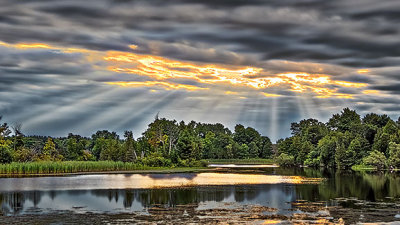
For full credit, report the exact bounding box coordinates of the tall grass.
[0,161,155,175]
[206,158,275,165]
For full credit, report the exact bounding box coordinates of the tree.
[298,141,314,164]
[65,134,88,160]
[290,119,328,145]
[304,150,321,167]
[363,150,387,170]
[259,136,273,158]
[248,142,259,158]
[100,139,122,161]
[38,138,62,161]
[13,147,33,162]
[0,116,12,164]
[388,142,400,168]
[11,123,24,151]
[236,144,249,159]
[276,153,295,167]
[372,130,390,156]
[317,132,341,167]
[277,138,292,155]
[0,116,11,138]
[0,139,12,164]
[327,108,361,132]
[176,129,194,160]
[363,113,391,128]
[372,120,400,157]
[348,136,370,162]
[124,131,137,162]
[335,143,356,169]
[202,131,216,159]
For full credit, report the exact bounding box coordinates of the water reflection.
[208,164,279,168]
[0,173,321,191]
[1,169,400,217]
[0,185,300,215]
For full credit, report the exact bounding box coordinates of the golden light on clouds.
[263,93,282,97]
[0,41,369,99]
[357,69,370,74]
[106,81,207,91]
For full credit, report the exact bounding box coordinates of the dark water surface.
[1,167,400,223]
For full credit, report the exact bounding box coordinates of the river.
[1,166,400,224]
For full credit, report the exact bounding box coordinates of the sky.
[0,0,399,141]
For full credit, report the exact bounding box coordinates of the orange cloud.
[106,81,207,91]
[1,41,368,98]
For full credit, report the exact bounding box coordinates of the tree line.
[276,108,400,169]
[1,108,400,169]
[0,115,273,167]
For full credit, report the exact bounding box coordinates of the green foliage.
[236,144,249,159]
[276,153,295,167]
[327,108,361,132]
[363,113,391,128]
[99,138,122,161]
[139,152,172,167]
[0,139,13,164]
[13,147,33,162]
[259,136,273,158]
[0,116,11,138]
[2,109,398,172]
[290,118,328,145]
[304,150,321,167]
[65,134,89,160]
[36,138,63,161]
[388,142,400,168]
[176,129,195,160]
[124,131,137,162]
[362,150,387,170]
[0,161,150,174]
[207,158,275,164]
[335,143,356,169]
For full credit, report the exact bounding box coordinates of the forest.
[0,115,273,169]
[0,108,400,171]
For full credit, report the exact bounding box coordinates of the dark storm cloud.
[371,83,400,94]
[0,0,400,139]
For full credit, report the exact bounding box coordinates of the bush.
[389,142,400,168]
[363,150,387,170]
[304,150,321,167]
[276,153,295,167]
[0,141,13,164]
[140,153,172,167]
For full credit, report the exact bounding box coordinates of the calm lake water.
[1,167,400,223]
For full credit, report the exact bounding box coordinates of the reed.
[0,161,154,175]
[206,158,275,165]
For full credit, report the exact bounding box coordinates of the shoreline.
[0,167,218,177]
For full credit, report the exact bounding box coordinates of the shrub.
[363,150,387,170]
[0,141,13,164]
[141,153,172,167]
[388,142,400,168]
[276,153,295,167]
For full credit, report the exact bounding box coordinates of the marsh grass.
[206,158,275,165]
[351,164,377,171]
[0,161,153,175]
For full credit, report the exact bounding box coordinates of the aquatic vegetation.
[0,161,152,174]
[206,158,275,164]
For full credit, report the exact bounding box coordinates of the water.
[1,167,400,223]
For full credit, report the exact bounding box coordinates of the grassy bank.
[0,161,210,175]
[351,164,377,171]
[206,158,275,165]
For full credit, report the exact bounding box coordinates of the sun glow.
[1,41,368,98]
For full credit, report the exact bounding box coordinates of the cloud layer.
[0,0,399,140]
